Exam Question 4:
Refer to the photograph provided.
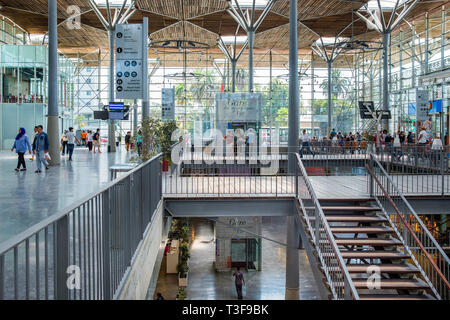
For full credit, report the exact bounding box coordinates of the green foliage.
[177,260,189,275]
[176,287,186,300]
[132,117,179,162]
[275,107,289,127]
[168,218,189,242]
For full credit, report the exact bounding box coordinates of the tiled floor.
[154,218,320,300]
[0,146,133,243]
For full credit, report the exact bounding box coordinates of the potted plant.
[159,120,178,172]
[177,260,189,287]
[176,287,186,300]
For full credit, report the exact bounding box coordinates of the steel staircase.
[312,199,436,300]
[295,153,450,300]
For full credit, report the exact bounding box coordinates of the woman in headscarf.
[11,127,32,172]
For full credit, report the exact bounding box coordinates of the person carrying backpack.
[233,267,245,300]
[93,128,101,154]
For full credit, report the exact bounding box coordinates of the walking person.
[136,130,143,156]
[93,128,101,154]
[233,267,245,300]
[300,129,315,158]
[61,129,68,155]
[34,125,49,173]
[80,130,88,146]
[125,131,132,152]
[87,130,93,152]
[11,127,32,171]
[66,127,81,161]
[30,126,38,161]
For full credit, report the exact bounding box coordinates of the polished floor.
[153,218,320,300]
[0,146,132,243]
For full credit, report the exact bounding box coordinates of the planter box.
[178,272,188,287]
[166,239,179,274]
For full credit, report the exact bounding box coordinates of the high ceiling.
[0,0,447,64]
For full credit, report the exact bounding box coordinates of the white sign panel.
[115,24,142,59]
[115,24,143,99]
[162,88,175,121]
[416,89,428,121]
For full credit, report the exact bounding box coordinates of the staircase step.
[331,227,395,234]
[326,216,387,223]
[322,206,381,213]
[359,294,435,300]
[346,264,420,274]
[340,251,410,260]
[334,238,402,246]
[350,278,430,290]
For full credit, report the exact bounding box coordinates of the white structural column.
[307,21,355,135]
[286,0,299,301]
[88,0,137,152]
[142,16,149,120]
[226,0,276,92]
[355,0,419,130]
[47,0,61,165]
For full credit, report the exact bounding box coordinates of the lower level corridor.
[153,217,320,300]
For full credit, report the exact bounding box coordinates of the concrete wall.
[215,216,261,271]
[117,201,165,300]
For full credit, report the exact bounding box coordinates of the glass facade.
[0,45,75,149]
[2,7,447,148]
[355,7,450,140]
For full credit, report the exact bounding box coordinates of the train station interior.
[0,0,449,302]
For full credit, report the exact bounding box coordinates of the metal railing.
[295,153,359,300]
[373,145,450,195]
[0,154,162,300]
[164,144,296,197]
[367,154,450,300]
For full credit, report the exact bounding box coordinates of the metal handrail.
[0,152,163,300]
[295,153,359,300]
[368,153,450,299]
[0,152,162,256]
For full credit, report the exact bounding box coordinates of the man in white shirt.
[418,127,428,145]
[66,127,81,161]
[300,129,315,158]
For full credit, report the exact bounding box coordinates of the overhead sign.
[416,89,429,121]
[162,88,175,121]
[115,24,143,99]
[358,101,375,119]
[375,110,391,120]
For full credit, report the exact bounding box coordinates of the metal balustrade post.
[0,254,4,300]
[441,149,445,196]
[55,215,69,300]
[314,207,320,246]
[369,157,374,197]
[102,190,111,300]
[344,277,351,300]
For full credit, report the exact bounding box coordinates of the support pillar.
[382,32,390,130]
[288,0,299,174]
[231,59,237,93]
[285,215,299,300]
[248,30,255,92]
[327,61,332,135]
[133,99,138,135]
[142,17,149,120]
[108,29,116,152]
[47,0,61,165]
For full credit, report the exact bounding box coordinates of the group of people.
[61,128,102,160]
[11,125,50,173]
[11,126,103,172]
[122,130,143,156]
